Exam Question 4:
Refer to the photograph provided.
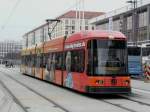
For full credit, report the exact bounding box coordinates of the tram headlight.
[124,80,130,85]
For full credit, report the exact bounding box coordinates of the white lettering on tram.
[65,42,85,49]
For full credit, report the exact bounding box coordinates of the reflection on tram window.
[87,39,128,76]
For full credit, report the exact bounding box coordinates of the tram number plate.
[111,79,117,85]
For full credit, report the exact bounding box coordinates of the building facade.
[0,41,22,63]
[23,10,104,49]
[90,0,150,46]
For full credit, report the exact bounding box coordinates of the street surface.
[0,65,150,112]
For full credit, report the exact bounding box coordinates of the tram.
[21,30,131,94]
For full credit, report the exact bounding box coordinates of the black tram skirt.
[86,86,131,94]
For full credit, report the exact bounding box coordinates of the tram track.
[99,90,150,112]
[98,94,150,112]
[132,87,150,94]
[121,95,150,106]
[0,70,70,112]
[1,68,150,112]
[119,87,150,107]
[101,99,137,112]
[0,77,28,112]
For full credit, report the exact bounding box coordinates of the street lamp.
[127,0,138,46]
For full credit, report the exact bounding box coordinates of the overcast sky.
[0,0,129,41]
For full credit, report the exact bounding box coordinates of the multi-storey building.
[23,10,104,49]
[90,0,150,46]
[0,41,22,63]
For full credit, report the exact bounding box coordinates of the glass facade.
[0,41,22,58]
[139,11,147,28]
[127,16,132,30]
[95,5,150,45]
[113,19,120,31]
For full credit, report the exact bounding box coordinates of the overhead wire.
[1,0,21,30]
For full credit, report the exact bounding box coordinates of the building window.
[138,28,147,41]
[139,11,147,28]
[65,19,69,25]
[127,16,132,30]
[113,19,120,31]
[72,26,75,30]
[32,33,35,45]
[65,31,68,35]
[127,30,132,42]
[85,26,88,30]
[72,20,75,25]
[40,28,44,42]
[92,26,95,30]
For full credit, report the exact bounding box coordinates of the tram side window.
[55,52,62,70]
[63,52,67,70]
[31,55,35,67]
[36,55,41,68]
[29,55,33,67]
[71,50,84,73]
[26,56,30,67]
[43,54,48,68]
[21,56,25,65]
[46,53,56,71]
[25,56,27,66]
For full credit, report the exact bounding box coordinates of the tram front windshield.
[87,39,128,76]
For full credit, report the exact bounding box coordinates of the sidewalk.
[131,79,150,91]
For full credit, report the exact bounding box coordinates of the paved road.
[0,66,150,112]
[0,77,25,112]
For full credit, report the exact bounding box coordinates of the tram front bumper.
[85,86,131,94]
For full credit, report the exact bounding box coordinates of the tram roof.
[65,30,126,43]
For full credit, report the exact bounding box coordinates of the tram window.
[71,50,84,73]
[55,52,62,70]
[36,55,42,68]
[42,54,47,68]
[64,50,84,73]
[31,55,35,67]
[21,56,25,65]
[25,56,27,65]
[25,56,29,66]
[47,53,56,71]
[29,55,32,67]
[65,51,71,72]
[62,52,67,70]
[87,39,127,76]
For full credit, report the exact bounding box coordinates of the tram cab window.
[87,39,128,76]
